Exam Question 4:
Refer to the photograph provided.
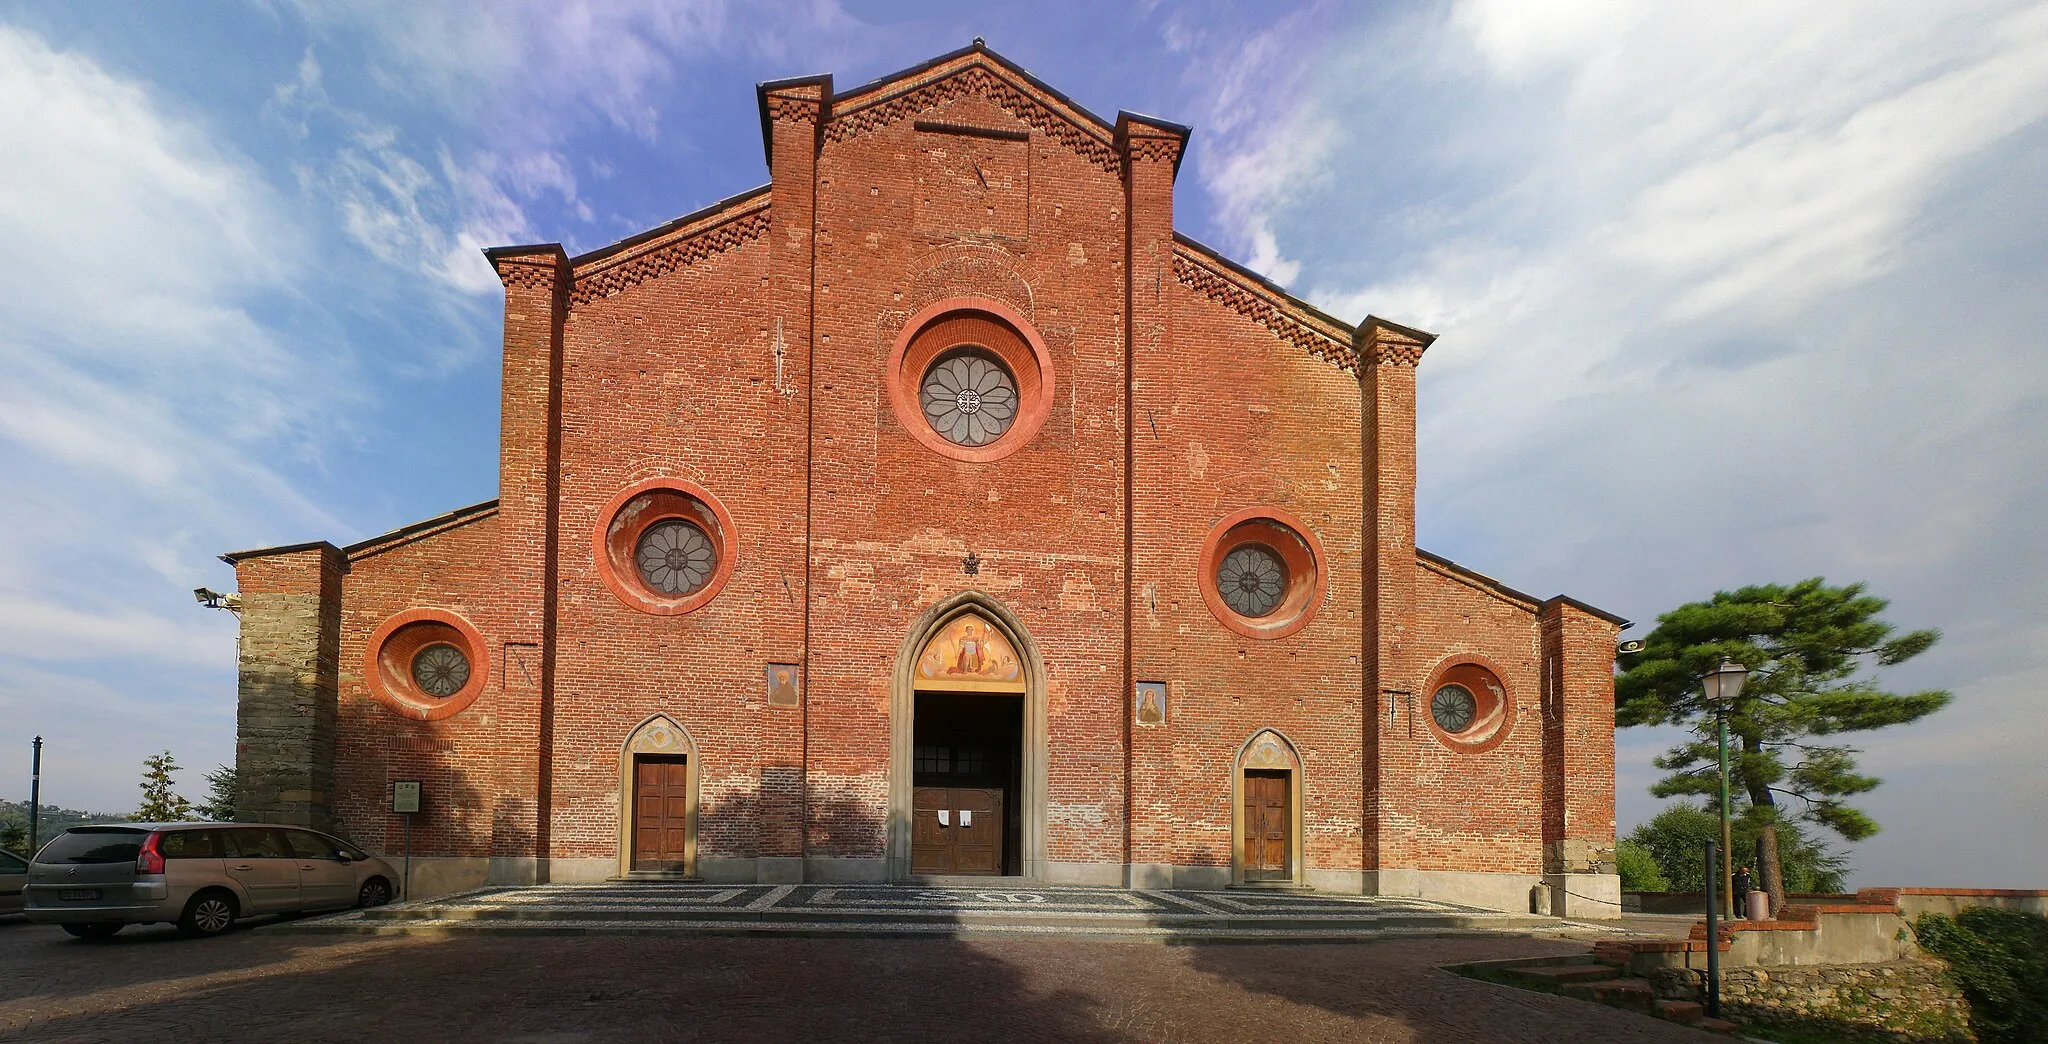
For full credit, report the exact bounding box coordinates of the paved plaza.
[0,908,1722,1043]
[275,882,1627,942]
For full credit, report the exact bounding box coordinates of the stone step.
[1697,1016,1740,1033]
[352,905,1533,934]
[1654,999,1703,1024]
[1504,963,1619,985]
[1562,978,1657,1014]
[267,915,1538,943]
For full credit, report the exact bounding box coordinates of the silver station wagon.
[24,823,398,939]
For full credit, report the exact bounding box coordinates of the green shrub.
[1616,839,1671,891]
[1913,907,2048,1044]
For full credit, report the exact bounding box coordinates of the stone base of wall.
[1647,961,1971,1042]
[1369,869,1621,917]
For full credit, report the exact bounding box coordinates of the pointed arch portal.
[889,593,1047,880]
[1232,729,1305,886]
[617,714,700,878]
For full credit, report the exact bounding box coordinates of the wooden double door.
[1243,770,1291,881]
[911,786,1005,875]
[632,756,690,872]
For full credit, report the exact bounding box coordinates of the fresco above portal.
[913,613,1025,691]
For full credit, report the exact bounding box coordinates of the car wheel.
[357,877,393,908]
[177,890,238,938]
[61,923,123,940]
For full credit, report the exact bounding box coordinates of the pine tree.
[1617,578,1948,901]
[132,751,192,822]
[194,765,237,821]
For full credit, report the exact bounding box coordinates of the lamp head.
[1703,657,1749,704]
[193,587,221,608]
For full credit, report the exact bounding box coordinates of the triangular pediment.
[825,45,1121,174]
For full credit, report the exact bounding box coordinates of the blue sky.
[2,1,2043,887]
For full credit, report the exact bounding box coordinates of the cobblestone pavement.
[288,883,1627,942]
[0,915,1720,1043]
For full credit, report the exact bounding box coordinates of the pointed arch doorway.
[889,593,1047,880]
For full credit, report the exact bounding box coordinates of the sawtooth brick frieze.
[219,42,1626,914]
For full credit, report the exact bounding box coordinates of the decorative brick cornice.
[571,205,771,306]
[1126,133,1183,165]
[494,257,561,293]
[1358,316,1438,368]
[766,92,822,125]
[1173,248,1355,372]
[828,63,1118,173]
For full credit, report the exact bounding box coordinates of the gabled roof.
[219,500,500,568]
[1418,548,1632,628]
[759,40,1147,176]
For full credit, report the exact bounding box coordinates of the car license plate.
[59,889,102,901]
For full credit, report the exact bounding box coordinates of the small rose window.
[920,349,1019,447]
[1430,684,1478,733]
[636,519,716,596]
[411,644,471,698]
[1217,544,1286,618]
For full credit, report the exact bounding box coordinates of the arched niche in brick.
[885,298,1055,463]
[887,591,1048,881]
[615,713,701,879]
[593,478,738,616]
[1231,729,1306,888]
[1198,506,1329,640]
[363,608,490,722]
[1421,654,1517,755]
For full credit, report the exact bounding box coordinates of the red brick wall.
[327,512,539,860]
[277,51,1618,885]
[802,86,1131,865]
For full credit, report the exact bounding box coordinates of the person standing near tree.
[1616,578,1950,912]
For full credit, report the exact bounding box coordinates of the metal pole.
[1717,711,1735,918]
[27,736,42,855]
[1704,840,1722,1019]
[403,812,413,901]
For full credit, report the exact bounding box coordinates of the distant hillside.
[1,798,135,848]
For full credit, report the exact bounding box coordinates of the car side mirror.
[333,851,353,864]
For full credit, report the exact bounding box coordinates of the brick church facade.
[222,44,1626,915]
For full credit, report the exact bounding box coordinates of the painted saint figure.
[950,621,988,674]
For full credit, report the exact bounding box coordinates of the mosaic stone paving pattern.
[274,882,1637,940]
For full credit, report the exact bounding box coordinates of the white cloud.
[0,25,346,805]
[1230,1,2048,885]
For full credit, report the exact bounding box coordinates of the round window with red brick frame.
[1424,659,1515,753]
[365,609,489,721]
[1197,508,1328,640]
[886,299,1054,463]
[594,479,736,616]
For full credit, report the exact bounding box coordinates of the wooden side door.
[911,786,955,874]
[1243,770,1290,880]
[632,756,690,872]
[949,788,1004,875]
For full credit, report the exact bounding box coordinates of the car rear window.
[37,828,146,864]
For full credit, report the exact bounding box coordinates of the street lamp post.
[1703,658,1749,919]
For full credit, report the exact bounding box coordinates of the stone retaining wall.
[1647,961,1971,1042]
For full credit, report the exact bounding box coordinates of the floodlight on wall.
[193,587,241,612]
